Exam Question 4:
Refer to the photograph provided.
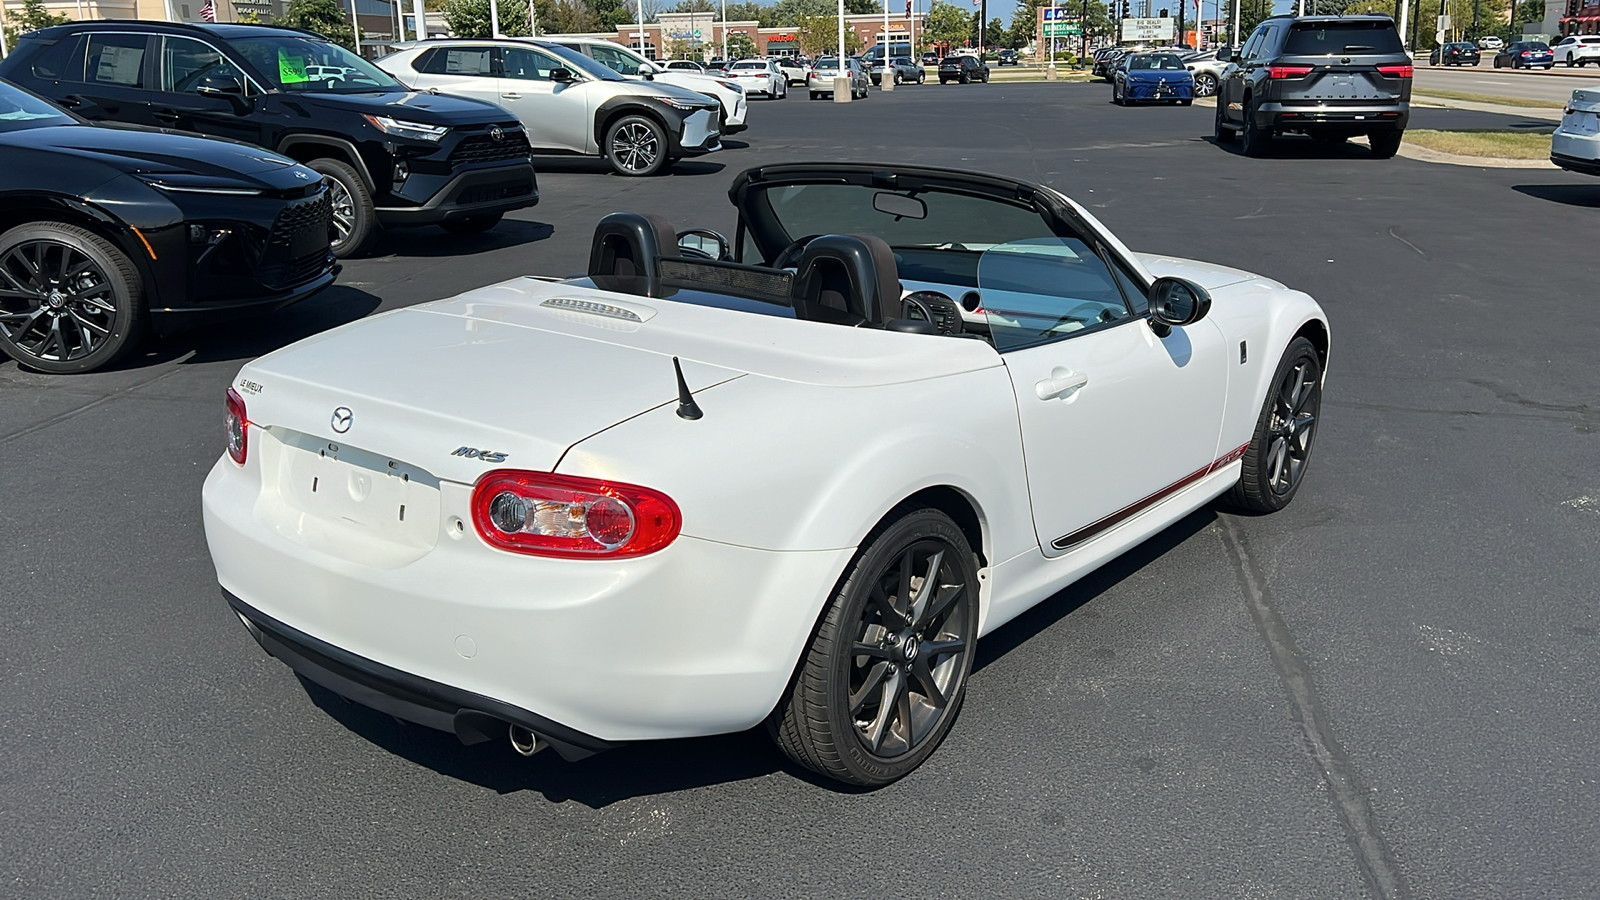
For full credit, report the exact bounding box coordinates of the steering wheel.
[902,290,964,335]
[770,234,821,270]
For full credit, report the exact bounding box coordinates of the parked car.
[0,78,335,373]
[1185,50,1227,97]
[706,58,730,75]
[725,59,787,98]
[1553,34,1600,66]
[378,40,723,177]
[662,59,705,72]
[1094,47,1129,81]
[1494,41,1554,68]
[1477,35,1505,50]
[1113,52,1195,105]
[996,49,1020,66]
[1216,15,1412,158]
[1551,86,1600,174]
[1429,41,1481,65]
[920,50,940,65]
[0,22,537,259]
[939,55,990,83]
[871,56,925,85]
[773,56,807,84]
[807,57,870,99]
[540,37,748,136]
[203,160,1329,788]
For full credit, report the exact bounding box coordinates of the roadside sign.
[1121,17,1176,42]
[1436,15,1450,30]
[1044,22,1081,36]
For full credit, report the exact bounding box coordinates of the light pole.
[1230,0,1239,46]
[882,0,894,90]
[721,0,728,61]
[412,0,427,40]
[636,0,646,58]
[350,0,363,55]
[490,0,501,37]
[836,0,851,101]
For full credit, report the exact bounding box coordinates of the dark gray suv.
[1214,15,1412,158]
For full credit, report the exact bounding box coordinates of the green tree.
[771,0,833,24]
[980,16,1008,48]
[281,0,360,49]
[594,0,637,29]
[671,0,714,11]
[794,12,862,53]
[3,0,71,48]
[843,0,879,13]
[725,31,758,57]
[925,0,972,47]
[722,1,777,24]
[444,0,534,36]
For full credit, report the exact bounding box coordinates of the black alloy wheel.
[771,507,979,787]
[0,223,145,374]
[605,114,668,177]
[1225,337,1322,513]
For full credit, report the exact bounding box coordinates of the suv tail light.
[1376,64,1414,77]
[1269,66,1313,79]
[471,470,681,559]
[225,387,249,465]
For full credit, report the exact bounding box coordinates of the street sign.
[1121,17,1176,41]
[1436,14,1450,30]
[1044,22,1081,36]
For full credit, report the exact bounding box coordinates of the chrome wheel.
[326,178,355,247]
[1195,72,1218,97]
[610,121,661,175]
[0,239,118,363]
[848,540,971,758]
[1265,357,1320,496]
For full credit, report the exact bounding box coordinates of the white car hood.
[1135,252,1283,291]
[236,277,999,479]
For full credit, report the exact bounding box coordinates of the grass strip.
[1412,88,1567,109]
[1404,128,1554,159]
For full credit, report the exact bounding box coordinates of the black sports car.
[0,79,335,373]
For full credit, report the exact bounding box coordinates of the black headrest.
[788,234,902,326]
[588,212,677,295]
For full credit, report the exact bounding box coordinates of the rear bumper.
[1264,100,1409,132]
[375,163,538,227]
[1552,149,1600,175]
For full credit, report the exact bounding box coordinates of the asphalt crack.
[0,362,189,446]
[1220,517,1411,900]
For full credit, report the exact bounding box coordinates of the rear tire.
[769,507,979,787]
[1223,337,1322,514]
[307,158,375,259]
[1239,96,1270,157]
[1370,130,1403,159]
[439,213,503,235]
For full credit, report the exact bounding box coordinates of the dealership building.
[554,11,922,59]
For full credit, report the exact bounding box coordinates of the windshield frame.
[0,79,81,133]
[231,34,405,93]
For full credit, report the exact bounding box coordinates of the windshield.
[535,43,625,81]
[233,36,402,91]
[732,61,767,70]
[814,57,840,68]
[0,80,76,133]
[1130,54,1186,70]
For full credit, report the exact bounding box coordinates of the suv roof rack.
[52,19,327,38]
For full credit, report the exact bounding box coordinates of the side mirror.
[550,67,574,83]
[1215,46,1233,63]
[1148,276,1211,337]
[196,73,249,112]
[677,228,731,261]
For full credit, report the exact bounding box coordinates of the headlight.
[135,174,262,196]
[362,115,449,142]
[659,97,712,111]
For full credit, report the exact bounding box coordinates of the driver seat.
[788,234,902,326]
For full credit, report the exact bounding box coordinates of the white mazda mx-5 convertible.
[203,164,1328,787]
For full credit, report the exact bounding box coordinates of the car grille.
[258,192,332,290]
[450,129,533,167]
[457,181,534,206]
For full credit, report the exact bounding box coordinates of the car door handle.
[154,109,179,122]
[1034,367,1090,401]
[59,94,86,108]
[501,92,521,99]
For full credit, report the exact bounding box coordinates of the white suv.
[1554,35,1600,67]
[540,37,749,135]
[378,40,722,177]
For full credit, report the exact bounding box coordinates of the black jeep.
[1214,15,1412,158]
[0,22,538,257]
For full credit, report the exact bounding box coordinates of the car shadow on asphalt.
[529,158,728,177]
[1512,183,1600,207]
[358,218,555,259]
[108,285,384,372]
[290,507,1221,806]
[1207,134,1377,159]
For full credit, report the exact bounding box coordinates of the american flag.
[200,0,216,20]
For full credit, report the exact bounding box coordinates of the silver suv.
[379,40,721,177]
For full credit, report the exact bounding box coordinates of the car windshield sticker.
[279,50,309,84]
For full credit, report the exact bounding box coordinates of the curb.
[1365,136,1558,168]
[1420,63,1600,80]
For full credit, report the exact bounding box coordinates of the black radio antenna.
[673,357,703,420]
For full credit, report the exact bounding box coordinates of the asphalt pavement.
[3,83,1598,899]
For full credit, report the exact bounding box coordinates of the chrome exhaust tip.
[508,724,543,757]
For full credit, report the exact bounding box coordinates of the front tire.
[604,114,667,177]
[770,507,979,787]
[1214,97,1236,142]
[1195,72,1218,96]
[307,158,376,259]
[1240,96,1270,157]
[0,222,145,373]
[1224,337,1322,514]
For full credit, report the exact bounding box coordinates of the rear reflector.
[1269,66,1314,78]
[1376,65,1414,77]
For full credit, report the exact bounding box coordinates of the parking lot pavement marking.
[1220,517,1413,900]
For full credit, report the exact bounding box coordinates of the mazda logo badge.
[488,126,504,142]
[331,407,353,433]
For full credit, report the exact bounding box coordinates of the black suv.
[0,22,538,257]
[939,56,990,84]
[1214,15,1412,158]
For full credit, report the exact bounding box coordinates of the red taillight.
[470,470,681,559]
[1376,64,1414,77]
[1269,65,1313,79]
[1520,51,1532,57]
[225,387,248,465]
